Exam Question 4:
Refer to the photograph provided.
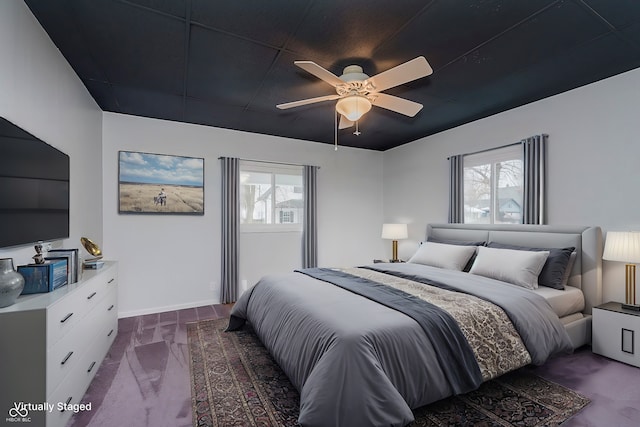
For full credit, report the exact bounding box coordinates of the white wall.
[102,113,384,316]
[0,2,103,265]
[383,67,640,304]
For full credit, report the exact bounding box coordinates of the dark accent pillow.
[486,242,576,290]
[427,237,486,272]
[560,251,577,288]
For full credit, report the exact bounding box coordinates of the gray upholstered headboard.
[426,224,603,314]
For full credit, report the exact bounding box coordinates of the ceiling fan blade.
[339,115,354,129]
[294,61,345,87]
[276,94,340,110]
[372,93,423,117]
[366,56,433,92]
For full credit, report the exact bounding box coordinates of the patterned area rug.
[188,318,589,427]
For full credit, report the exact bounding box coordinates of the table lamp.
[603,231,640,311]
[381,223,408,262]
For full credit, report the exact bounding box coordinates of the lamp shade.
[381,223,408,240]
[603,231,640,263]
[336,95,372,122]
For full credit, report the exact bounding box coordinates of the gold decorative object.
[81,237,103,262]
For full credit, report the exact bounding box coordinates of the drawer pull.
[107,329,114,337]
[87,292,97,300]
[60,397,72,412]
[108,304,114,311]
[60,313,73,323]
[108,278,115,284]
[61,351,74,365]
[88,361,96,373]
[622,328,635,354]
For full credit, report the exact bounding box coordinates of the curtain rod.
[218,157,320,169]
[447,134,548,160]
[447,141,521,160]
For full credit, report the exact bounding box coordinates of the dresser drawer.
[46,368,86,427]
[46,278,100,348]
[46,268,116,349]
[46,284,116,395]
[51,290,118,422]
[93,284,118,351]
[46,312,95,395]
[77,306,118,394]
[46,290,84,349]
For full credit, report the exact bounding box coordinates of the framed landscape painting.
[118,151,204,215]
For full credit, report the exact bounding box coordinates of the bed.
[228,223,603,427]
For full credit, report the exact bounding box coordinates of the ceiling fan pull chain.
[354,120,361,136]
[334,110,338,151]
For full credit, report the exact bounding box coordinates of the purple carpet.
[528,346,640,426]
[68,304,640,427]
[68,305,231,427]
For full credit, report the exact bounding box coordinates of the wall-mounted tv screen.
[0,117,70,248]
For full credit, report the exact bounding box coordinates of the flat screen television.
[0,117,70,248]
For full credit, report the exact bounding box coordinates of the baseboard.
[118,298,219,318]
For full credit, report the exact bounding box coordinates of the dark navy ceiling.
[24,0,640,151]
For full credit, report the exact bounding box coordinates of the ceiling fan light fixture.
[336,95,372,122]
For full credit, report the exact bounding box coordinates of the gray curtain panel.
[522,134,547,225]
[220,157,240,303]
[303,165,318,268]
[448,154,464,223]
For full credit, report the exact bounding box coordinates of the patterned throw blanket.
[340,267,532,382]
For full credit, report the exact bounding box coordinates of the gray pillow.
[487,242,576,290]
[427,237,486,272]
[408,242,477,271]
[470,246,550,290]
[427,237,486,247]
[559,251,577,288]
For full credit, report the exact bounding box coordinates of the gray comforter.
[228,263,573,427]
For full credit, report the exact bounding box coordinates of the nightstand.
[592,302,640,368]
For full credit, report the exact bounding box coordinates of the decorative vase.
[0,258,25,308]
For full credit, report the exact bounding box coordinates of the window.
[463,145,523,224]
[279,210,295,223]
[239,161,303,231]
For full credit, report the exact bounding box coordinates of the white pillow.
[408,241,477,271]
[469,246,550,289]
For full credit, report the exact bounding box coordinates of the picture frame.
[118,150,204,215]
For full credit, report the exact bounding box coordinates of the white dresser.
[0,261,118,427]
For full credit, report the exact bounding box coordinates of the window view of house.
[239,162,303,229]
[463,145,523,224]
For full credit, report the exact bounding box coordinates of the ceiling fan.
[276,56,433,131]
